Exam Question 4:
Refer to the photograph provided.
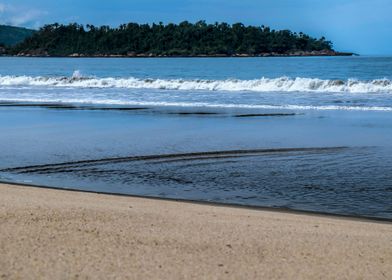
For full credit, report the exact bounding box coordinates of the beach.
[0,183,391,279]
[1,56,392,279]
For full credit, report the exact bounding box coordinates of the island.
[2,21,354,57]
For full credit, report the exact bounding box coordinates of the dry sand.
[0,183,391,279]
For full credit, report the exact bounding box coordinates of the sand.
[0,183,391,279]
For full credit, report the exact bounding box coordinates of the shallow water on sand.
[1,105,392,219]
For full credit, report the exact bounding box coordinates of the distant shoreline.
[1,51,356,58]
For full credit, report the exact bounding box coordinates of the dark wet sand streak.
[0,147,347,174]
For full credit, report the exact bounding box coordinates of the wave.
[1,73,392,93]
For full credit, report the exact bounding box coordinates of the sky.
[0,0,391,55]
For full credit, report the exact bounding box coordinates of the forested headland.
[4,21,353,57]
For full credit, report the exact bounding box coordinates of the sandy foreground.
[0,183,391,279]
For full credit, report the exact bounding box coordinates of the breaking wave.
[1,73,392,93]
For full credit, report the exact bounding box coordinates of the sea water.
[0,56,391,219]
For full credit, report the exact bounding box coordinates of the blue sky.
[0,0,391,55]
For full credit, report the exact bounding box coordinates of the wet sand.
[0,183,391,279]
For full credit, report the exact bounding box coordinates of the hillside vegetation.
[9,21,348,57]
[0,25,35,46]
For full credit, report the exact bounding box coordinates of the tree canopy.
[10,21,335,56]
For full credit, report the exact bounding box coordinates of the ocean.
[1,56,391,219]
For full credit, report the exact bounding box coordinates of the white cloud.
[0,3,46,27]
[9,9,45,26]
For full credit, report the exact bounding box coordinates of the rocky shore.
[11,49,355,58]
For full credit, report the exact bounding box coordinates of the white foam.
[1,97,392,112]
[71,70,83,78]
[1,75,392,93]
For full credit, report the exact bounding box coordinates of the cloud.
[0,3,6,13]
[0,3,46,27]
[9,9,45,26]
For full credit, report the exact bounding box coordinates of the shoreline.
[0,51,356,58]
[1,180,391,223]
[1,182,391,279]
